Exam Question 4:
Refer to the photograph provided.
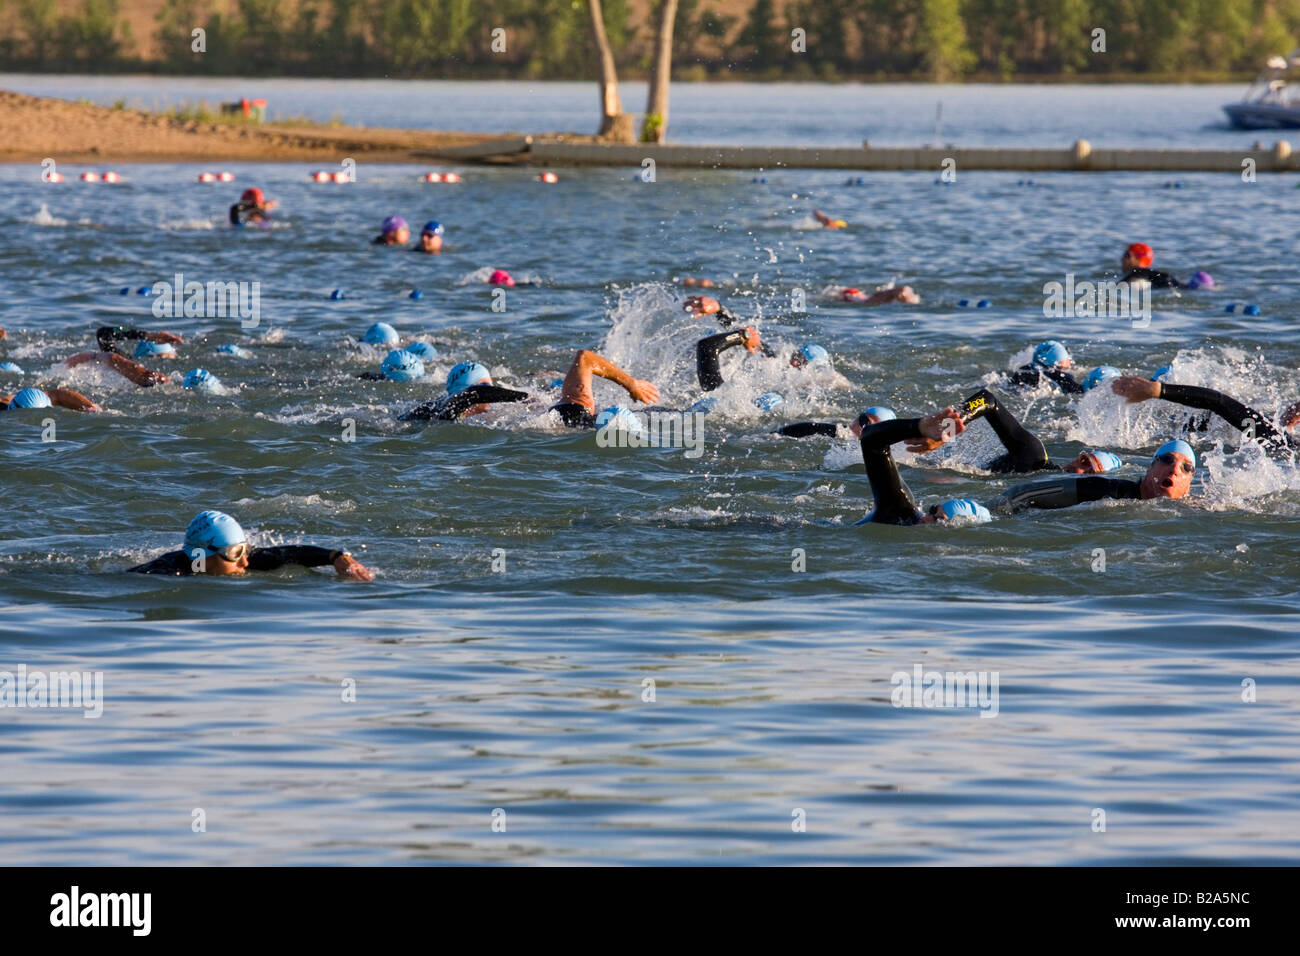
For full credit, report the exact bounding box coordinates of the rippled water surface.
[2,92,1299,863]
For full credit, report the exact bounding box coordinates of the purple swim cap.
[381,215,408,235]
[1187,271,1215,290]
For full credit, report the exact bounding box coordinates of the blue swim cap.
[755,392,785,411]
[687,396,718,414]
[363,322,399,346]
[381,349,425,382]
[421,221,444,236]
[0,361,22,374]
[446,361,491,395]
[8,387,50,409]
[594,406,645,433]
[182,368,220,392]
[937,498,992,523]
[184,510,246,557]
[217,344,253,358]
[1154,439,1195,468]
[862,406,896,422]
[134,340,175,359]
[1089,450,1123,473]
[1033,340,1070,368]
[404,341,437,362]
[1081,365,1120,392]
[797,344,830,367]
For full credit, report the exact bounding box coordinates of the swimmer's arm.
[777,422,840,439]
[44,388,101,412]
[695,329,758,391]
[992,476,1140,513]
[127,551,191,575]
[423,385,530,422]
[1043,366,1084,394]
[1157,383,1286,449]
[585,352,659,405]
[101,352,169,387]
[248,546,374,580]
[859,418,925,524]
[946,387,1047,469]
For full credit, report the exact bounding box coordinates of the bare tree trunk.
[642,0,678,143]
[587,0,634,142]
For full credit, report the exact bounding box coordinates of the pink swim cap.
[489,269,515,287]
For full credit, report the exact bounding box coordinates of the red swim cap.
[840,287,864,301]
[489,269,515,287]
[241,187,265,205]
[1126,242,1153,268]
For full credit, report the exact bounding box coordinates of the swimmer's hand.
[628,379,660,405]
[742,326,762,354]
[909,407,966,452]
[1111,376,1160,403]
[147,331,184,345]
[684,295,720,316]
[333,552,374,582]
[1282,400,1300,431]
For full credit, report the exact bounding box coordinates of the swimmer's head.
[1151,364,1174,382]
[840,287,866,302]
[1081,365,1121,392]
[594,406,645,434]
[404,341,437,362]
[1032,340,1071,370]
[419,221,444,252]
[134,340,175,359]
[1064,450,1123,474]
[1187,270,1215,290]
[447,361,491,395]
[6,387,50,409]
[791,344,829,368]
[488,269,515,287]
[851,405,895,437]
[922,498,992,525]
[240,187,265,207]
[1124,242,1154,270]
[754,392,784,411]
[182,368,220,393]
[0,361,22,374]
[1141,439,1195,500]
[183,510,249,574]
[363,322,400,346]
[381,349,425,382]
[380,215,410,244]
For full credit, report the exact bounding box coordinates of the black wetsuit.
[1122,267,1181,289]
[1007,363,1084,394]
[1156,383,1296,456]
[96,326,149,356]
[957,387,1053,473]
[856,418,927,525]
[696,330,756,391]
[402,384,531,423]
[129,546,343,575]
[778,421,843,439]
[990,475,1141,514]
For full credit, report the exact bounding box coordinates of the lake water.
[1,78,1298,865]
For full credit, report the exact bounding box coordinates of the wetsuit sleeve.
[128,550,192,575]
[1007,365,1041,388]
[246,546,339,571]
[958,387,1050,473]
[96,325,147,354]
[229,204,242,225]
[777,422,840,439]
[991,476,1141,513]
[356,372,386,381]
[696,330,751,391]
[403,384,530,422]
[715,305,738,328]
[1158,383,1290,452]
[1042,365,1084,394]
[857,418,924,525]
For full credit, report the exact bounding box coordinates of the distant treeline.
[2,0,1298,80]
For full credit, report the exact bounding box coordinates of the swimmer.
[413,221,444,254]
[550,350,660,428]
[229,187,277,226]
[402,361,531,422]
[813,209,848,229]
[1007,340,1084,394]
[374,216,410,246]
[1,386,100,413]
[856,406,982,524]
[778,405,896,440]
[1111,375,1300,457]
[989,440,1195,513]
[1119,242,1181,289]
[838,284,920,305]
[129,510,373,580]
[488,269,515,287]
[63,326,183,387]
[696,327,765,391]
[684,295,740,328]
[357,349,426,383]
[681,278,715,288]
